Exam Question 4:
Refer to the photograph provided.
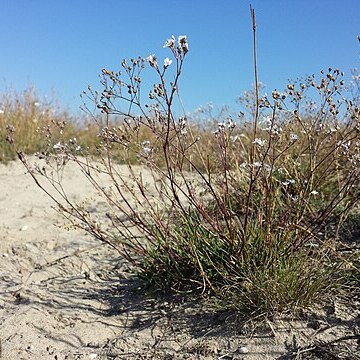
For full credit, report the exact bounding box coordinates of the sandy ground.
[0,159,359,359]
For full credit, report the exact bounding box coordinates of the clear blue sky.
[1,0,359,116]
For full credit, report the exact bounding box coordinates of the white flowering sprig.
[163,35,176,49]
[262,115,283,136]
[146,35,189,103]
[227,116,236,129]
[163,35,189,59]
[140,140,152,158]
[215,122,226,134]
[146,54,158,69]
[178,117,188,135]
[178,35,189,54]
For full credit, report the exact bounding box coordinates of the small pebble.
[236,346,249,354]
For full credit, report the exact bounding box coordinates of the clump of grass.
[0,87,65,161]
[0,87,104,162]
[7,8,360,318]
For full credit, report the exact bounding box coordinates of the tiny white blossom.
[163,57,172,68]
[310,190,319,195]
[146,54,157,68]
[227,117,236,129]
[178,117,187,135]
[53,142,63,151]
[178,35,189,54]
[290,133,299,141]
[262,116,282,135]
[217,122,226,131]
[142,140,152,155]
[213,122,227,136]
[282,179,295,186]
[163,35,176,49]
[253,138,266,147]
[34,102,40,107]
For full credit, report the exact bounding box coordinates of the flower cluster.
[178,117,188,135]
[146,35,189,70]
[213,117,236,137]
[261,115,283,136]
[253,138,266,147]
[147,54,157,68]
[163,35,189,57]
[139,140,152,158]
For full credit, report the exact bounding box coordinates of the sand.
[0,158,359,359]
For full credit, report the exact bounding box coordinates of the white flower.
[34,102,40,107]
[218,122,225,131]
[290,133,299,141]
[282,179,295,186]
[213,122,225,136]
[310,190,319,195]
[53,142,63,151]
[163,35,176,49]
[178,117,187,135]
[177,35,189,54]
[146,54,157,68]
[227,117,235,129]
[253,138,266,147]
[142,140,152,155]
[262,116,282,135]
[163,57,172,68]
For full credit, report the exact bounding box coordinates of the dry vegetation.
[1,8,360,359]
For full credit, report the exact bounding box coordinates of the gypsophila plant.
[7,9,360,316]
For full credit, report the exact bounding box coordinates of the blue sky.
[1,0,359,116]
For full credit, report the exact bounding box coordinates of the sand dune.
[0,159,358,359]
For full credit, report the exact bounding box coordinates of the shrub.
[7,10,360,317]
